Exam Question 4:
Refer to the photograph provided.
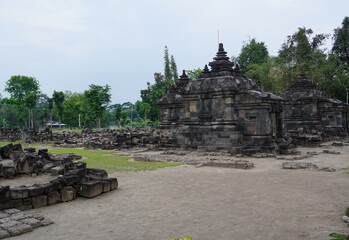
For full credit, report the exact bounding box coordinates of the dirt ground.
[8,143,349,240]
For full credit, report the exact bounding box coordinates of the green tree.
[5,75,40,102]
[170,55,178,81]
[237,38,269,73]
[84,84,111,128]
[53,91,65,128]
[332,16,349,65]
[25,92,38,128]
[164,46,172,81]
[4,75,40,128]
[63,91,86,128]
[186,68,203,80]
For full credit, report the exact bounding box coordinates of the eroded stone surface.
[0,209,52,239]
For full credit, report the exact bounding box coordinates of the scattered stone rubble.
[0,144,118,211]
[281,161,335,172]
[0,208,53,239]
[133,151,254,169]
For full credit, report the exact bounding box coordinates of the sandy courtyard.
[8,144,349,240]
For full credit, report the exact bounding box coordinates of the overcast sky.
[0,0,348,104]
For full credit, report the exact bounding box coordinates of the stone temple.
[158,43,284,154]
[281,72,348,137]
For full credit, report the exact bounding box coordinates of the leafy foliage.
[333,17,349,65]
[84,84,111,128]
[52,91,65,128]
[237,38,269,73]
[186,68,203,80]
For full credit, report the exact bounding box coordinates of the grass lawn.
[48,148,181,172]
[0,141,180,172]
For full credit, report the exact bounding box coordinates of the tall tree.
[4,75,40,127]
[170,55,178,80]
[237,38,269,73]
[53,91,65,128]
[164,46,172,81]
[84,84,111,129]
[332,16,349,65]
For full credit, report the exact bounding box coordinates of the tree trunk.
[31,109,34,129]
[28,108,31,128]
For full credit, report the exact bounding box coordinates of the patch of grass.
[329,233,347,240]
[0,140,21,146]
[48,148,181,172]
[340,167,349,174]
[52,128,83,133]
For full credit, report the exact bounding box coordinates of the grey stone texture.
[0,208,52,239]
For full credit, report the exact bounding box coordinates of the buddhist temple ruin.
[158,43,284,154]
[281,72,348,138]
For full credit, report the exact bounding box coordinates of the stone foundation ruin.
[0,143,118,211]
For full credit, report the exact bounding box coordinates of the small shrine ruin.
[281,72,348,138]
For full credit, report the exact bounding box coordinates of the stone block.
[12,144,23,152]
[31,195,47,209]
[58,175,81,186]
[41,219,54,226]
[0,229,10,239]
[47,191,61,205]
[66,168,86,176]
[0,220,21,228]
[0,186,10,200]
[102,181,111,193]
[106,178,118,190]
[0,212,9,219]
[0,202,10,211]
[9,151,23,162]
[23,147,36,153]
[42,163,55,173]
[42,182,58,195]
[86,168,108,180]
[50,166,64,176]
[17,204,33,211]
[8,199,23,208]
[38,149,50,160]
[60,186,76,202]
[3,166,16,178]
[78,181,103,198]
[3,209,20,214]
[22,198,32,206]
[20,218,42,229]
[7,223,33,236]
[28,185,45,197]
[0,144,13,159]
[10,188,29,199]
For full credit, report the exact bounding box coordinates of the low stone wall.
[0,143,118,211]
[0,174,118,211]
